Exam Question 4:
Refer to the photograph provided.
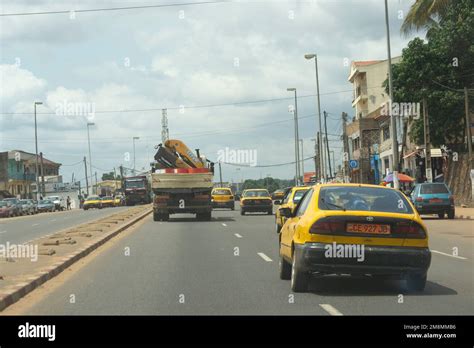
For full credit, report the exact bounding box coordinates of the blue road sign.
[349,160,358,169]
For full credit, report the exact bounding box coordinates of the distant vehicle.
[124,176,152,206]
[211,187,235,210]
[101,196,115,208]
[278,184,431,292]
[45,196,65,211]
[114,195,124,207]
[0,201,15,217]
[275,186,310,233]
[2,198,22,216]
[410,182,455,219]
[240,189,273,215]
[19,199,37,215]
[37,200,55,213]
[272,189,286,201]
[83,196,102,210]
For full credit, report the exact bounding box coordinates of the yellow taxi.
[114,195,124,207]
[275,186,310,233]
[211,187,235,210]
[83,195,102,210]
[278,183,431,292]
[271,189,286,201]
[240,189,272,215]
[101,196,115,208]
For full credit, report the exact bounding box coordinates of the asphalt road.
[0,206,132,245]
[6,204,474,315]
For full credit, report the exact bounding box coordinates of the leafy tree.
[401,0,451,37]
[390,0,473,149]
[102,172,121,181]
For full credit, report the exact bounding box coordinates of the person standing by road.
[66,196,71,210]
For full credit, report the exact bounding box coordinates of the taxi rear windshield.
[243,190,270,197]
[213,189,232,195]
[318,187,413,214]
[420,184,449,194]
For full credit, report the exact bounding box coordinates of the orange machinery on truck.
[151,139,214,221]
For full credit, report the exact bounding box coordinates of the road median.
[0,205,152,312]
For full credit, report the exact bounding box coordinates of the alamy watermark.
[217,147,258,167]
[324,242,365,262]
[55,99,95,120]
[0,242,38,262]
[381,101,420,119]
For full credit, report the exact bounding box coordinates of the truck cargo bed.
[151,172,213,191]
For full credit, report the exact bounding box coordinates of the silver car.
[19,199,38,215]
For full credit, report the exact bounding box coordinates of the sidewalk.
[455,206,474,220]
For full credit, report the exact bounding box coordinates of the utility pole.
[423,98,432,183]
[465,87,473,167]
[317,132,321,181]
[86,122,95,195]
[219,162,223,187]
[287,88,300,185]
[384,0,399,188]
[40,152,45,197]
[311,138,318,180]
[299,139,304,179]
[342,112,350,182]
[83,156,89,196]
[34,102,42,201]
[94,172,98,195]
[323,111,332,179]
[119,165,124,191]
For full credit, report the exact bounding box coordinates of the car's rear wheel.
[448,210,455,219]
[279,255,291,280]
[406,273,427,292]
[267,209,272,215]
[275,221,281,234]
[240,209,245,215]
[153,212,160,221]
[438,212,445,219]
[291,254,309,292]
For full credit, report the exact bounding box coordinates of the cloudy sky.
[0,0,420,185]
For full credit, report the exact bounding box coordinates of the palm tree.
[401,0,451,36]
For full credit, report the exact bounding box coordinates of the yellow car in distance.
[272,189,286,201]
[83,195,102,210]
[240,189,273,215]
[211,187,235,210]
[278,183,431,293]
[114,195,124,207]
[101,196,115,208]
[275,186,310,233]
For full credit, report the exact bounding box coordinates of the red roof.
[353,60,382,67]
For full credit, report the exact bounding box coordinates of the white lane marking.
[0,230,6,234]
[234,233,242,238]
[32,223,40,226]
[51,219,57,222]
[257,252,273,262]
[222,223,227,227]
[431,250,467,260]
[319,304,343,316]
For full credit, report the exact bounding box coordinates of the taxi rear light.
[415,197,423,202]
[392,221,426,238]
[310,218,345,234]
[154,194,170,203]
[194,194,210,200]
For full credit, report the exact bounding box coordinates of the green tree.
[390,0,473,149]
[401,0,451,37]
[102,172,121,181]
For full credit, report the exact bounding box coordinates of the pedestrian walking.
[67,196,71,210]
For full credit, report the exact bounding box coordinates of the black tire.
[438,212,445,219]
[205,212,212,221]
[162,213,170,221]
[291,254,309,293]
[153,212,160,221]
[240,209,245,216]
[275,221,282,234]
[267,209,273,215]
[406,273,427,292]
[448,210,455,219]
[279,256,291,280]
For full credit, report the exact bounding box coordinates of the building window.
[382,126,390,141]
[353,138,360,150]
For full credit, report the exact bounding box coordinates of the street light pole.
[384,0,399,188]
[300,139,304,179]
[287,88,300,185]
[133,136,140,174]
[305,53,325,182]
[87,122,95,195]
[34,102,43,201]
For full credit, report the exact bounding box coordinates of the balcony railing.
[8,173,36,181]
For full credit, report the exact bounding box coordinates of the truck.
[151,139,214,221]
[123,175,152,206]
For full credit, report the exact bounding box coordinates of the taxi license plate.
[429,198,442,203]
[346,223,390,234]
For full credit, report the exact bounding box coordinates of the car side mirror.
[274,200,281,205]
[279,207,293,218]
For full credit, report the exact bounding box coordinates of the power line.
[0,1,232,17]
[0,85,383,116]
[223,155,315,168]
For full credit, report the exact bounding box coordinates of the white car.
[45,196,65,211]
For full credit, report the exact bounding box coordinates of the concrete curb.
[0,208,151,312]
[455,215,473,220]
